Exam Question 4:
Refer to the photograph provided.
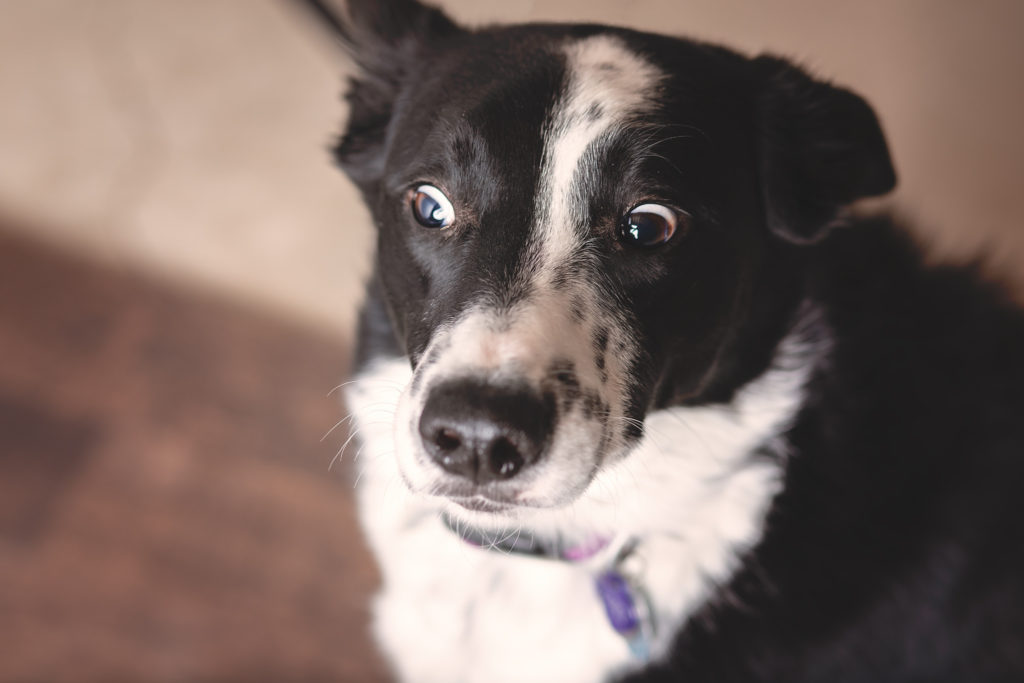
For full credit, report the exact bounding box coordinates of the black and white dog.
[315,0,1024,680]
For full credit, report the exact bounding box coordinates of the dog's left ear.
[753,56,897,244]
[331,0,463,186]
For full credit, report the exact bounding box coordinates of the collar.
[440,511,656,661]
[440,511,612,562]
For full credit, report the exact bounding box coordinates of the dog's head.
[334,0,895,516]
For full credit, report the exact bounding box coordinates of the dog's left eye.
[620,203,679,247]
[410,185,455,229]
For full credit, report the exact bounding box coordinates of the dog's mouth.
[449,496,515,514]
[434,479,530,514]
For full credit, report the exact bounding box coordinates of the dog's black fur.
[629,222,1024,681]
[310,0,1024,679]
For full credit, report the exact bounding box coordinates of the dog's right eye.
[409,185,455,229]
[619,203,680,247]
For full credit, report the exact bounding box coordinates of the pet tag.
[595,569,655,661]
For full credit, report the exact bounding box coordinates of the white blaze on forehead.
[536,35,665,276]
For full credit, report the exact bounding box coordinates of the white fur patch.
[536,35,665,278]
[346,329,813,683]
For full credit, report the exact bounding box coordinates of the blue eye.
[620,203,679,247]
[410,185,455,228]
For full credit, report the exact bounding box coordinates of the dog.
[311,0,1024,680]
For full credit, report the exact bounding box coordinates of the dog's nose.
[418,380,552,484]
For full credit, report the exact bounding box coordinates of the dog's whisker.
[326,379,362,397]
[353,465,367,489]
[352,443,367,462]
[320,413,356,442]
[330,425,377,471]
[322,402,399,442]
[333,378,407,398]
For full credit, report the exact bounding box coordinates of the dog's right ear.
[753,56,897,244]
[302,0,462,187]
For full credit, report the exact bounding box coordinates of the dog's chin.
[434,482,591,532]
[435,485,543,518]
[449,496,515,515]
[406,462,610,536]
[425,481,565,529]
[399,452,602,520]
[440,497,537,532]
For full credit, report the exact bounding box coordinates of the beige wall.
[2,0,1022,339]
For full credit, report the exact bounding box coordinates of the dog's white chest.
[348,360,637,683]
[346,354,809,683]
[368,515,639,683]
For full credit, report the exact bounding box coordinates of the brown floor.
[0,226,391,682]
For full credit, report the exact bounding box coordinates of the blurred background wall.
[1,1,1022,682]
[2,0,1023,339]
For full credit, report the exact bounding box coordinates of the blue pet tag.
[595,569,655,661]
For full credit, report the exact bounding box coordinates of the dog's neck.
[440,509,658,659]
[440,510,613,562]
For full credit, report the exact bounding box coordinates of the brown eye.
[410,185,455,228]
[619,203,679,247]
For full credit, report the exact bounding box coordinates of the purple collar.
[440,512,655,661]
[440,511,611,562]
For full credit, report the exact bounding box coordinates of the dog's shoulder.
[662,217,1024,682]
[808,216,1024,405]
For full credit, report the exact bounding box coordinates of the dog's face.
[337,0,894,516]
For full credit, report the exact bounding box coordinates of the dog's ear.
[330,0,463,186]
[753,56,896,244]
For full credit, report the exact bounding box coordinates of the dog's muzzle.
[418,379,554,485]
